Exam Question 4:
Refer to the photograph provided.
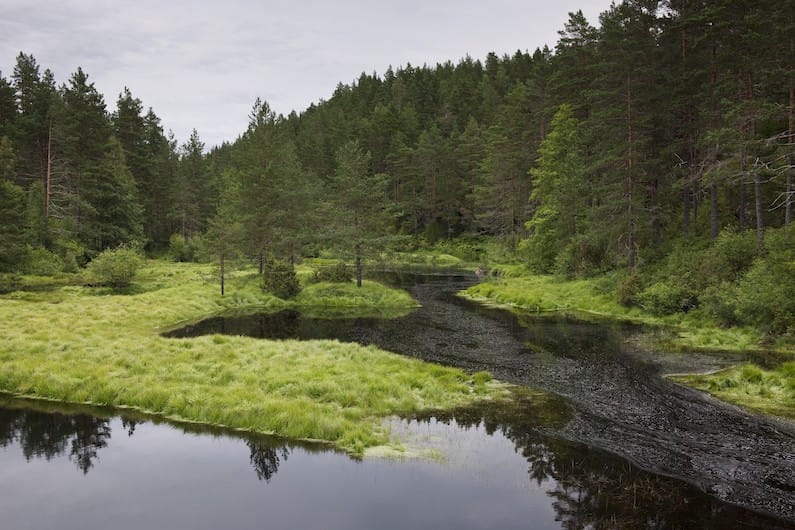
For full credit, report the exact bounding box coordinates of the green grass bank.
[463,270,795,420]
[671,362,795,420]
[463,272,792,354]
[0,260,508,455]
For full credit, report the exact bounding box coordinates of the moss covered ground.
[0,260,509,455]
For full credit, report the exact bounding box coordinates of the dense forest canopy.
[0,1,792,304]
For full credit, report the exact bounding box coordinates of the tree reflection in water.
[0,402,295,481]
[247,440,290,482]
[411,395,785,530]
[0,407,111,474]
[0,400,790,528]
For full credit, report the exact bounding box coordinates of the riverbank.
[462,271,795,420]
[0,260,509,455]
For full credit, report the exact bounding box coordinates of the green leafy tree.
[83,137,143,249]
[0,179,28,271]
[202,173,243,295]
[0,73,16,140]
[172,129,210,240]
[57,67,114,250]
[327,140,389,287]
[237,99,314,270]
[113,88,168,246]
[523,104,587,272]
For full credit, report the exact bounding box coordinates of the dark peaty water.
[166,272,795,524]
[2,393,791,530]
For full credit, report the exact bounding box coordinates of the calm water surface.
[1,396,786,530]
[4,272,795,529]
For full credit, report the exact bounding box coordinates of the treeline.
[1,1,793,284]
[0,52,212,271]
[273,0,793,274]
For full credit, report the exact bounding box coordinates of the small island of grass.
[0,260,509,456]
[670,363,795,420]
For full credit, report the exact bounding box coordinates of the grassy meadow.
[0,260,507,455]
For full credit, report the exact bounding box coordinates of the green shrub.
[697,230,758,288]
[24,247,63,275]
[435,236,486,263]
[58,240,85,273]
[86,245,144,288]
[735,258,795,335]
[0,273,21,294]
[168,234,199,262]
[309,262,353,284]
[617,272,644,307]
[262,258,301,299]
[638,281,698,316]
[701,281,742,326]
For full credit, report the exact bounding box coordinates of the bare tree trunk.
[754,169,764,248]
[680,0,691,236]
[45,117,52,219]
[354,242,362,288]
[787,173,793,227]
[626,72,636,271]
[739,147,747,231]
[220,250,225,296]
[787,56,794,225]
[682,186,691,234]
[354,212,362,288]
[710,180,719,239]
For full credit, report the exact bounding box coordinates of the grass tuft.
[672,362,795,419]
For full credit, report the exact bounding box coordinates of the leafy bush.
[24,247,64,275]
[168,234,199,262]
[435,236,487,263]
[617,272,644,307]
[0,273,21,294]
[86,245,144,288]
[58,240,85,273]
[638,281,698,315]
[735,259,795,335]
[696,230,757,288]
[262,258,302,299]
[309,262,353,284]
[701,281,742,326]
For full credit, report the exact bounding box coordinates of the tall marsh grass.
[672,361,795,419]
[0,260,508,455]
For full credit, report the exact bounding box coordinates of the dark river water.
[4,273,795,529]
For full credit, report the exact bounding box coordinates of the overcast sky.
[1,0,613,149]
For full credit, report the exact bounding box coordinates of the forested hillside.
[0,1,792,334]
